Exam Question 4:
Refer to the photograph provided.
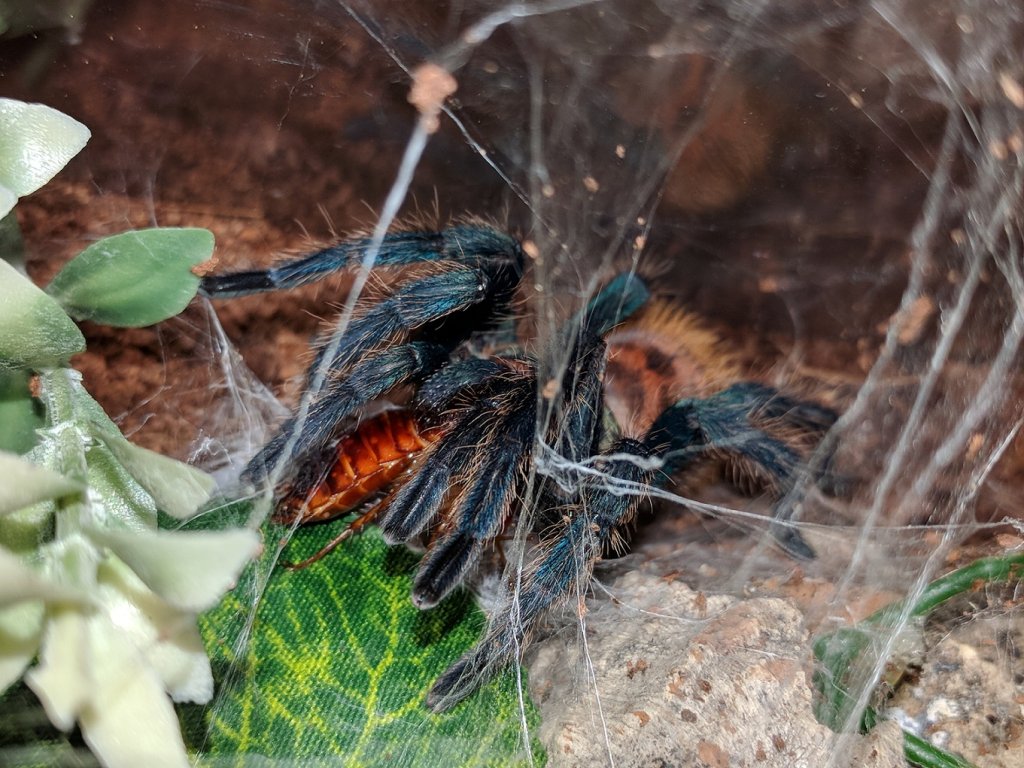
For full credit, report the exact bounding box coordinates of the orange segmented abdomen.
[275,410,445,525]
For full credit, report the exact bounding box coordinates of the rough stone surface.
[887,615,1024,767]
[528,570,905,768]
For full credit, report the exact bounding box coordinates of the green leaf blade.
[0,261,85,370]
[46,228,214,327]
[87,417,214,520]
[0,451,83,516]
[193,524,544,767]
[0,99,90,217]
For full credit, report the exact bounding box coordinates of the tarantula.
[200,223,837,711]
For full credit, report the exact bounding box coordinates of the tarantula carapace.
[200,223,838,711]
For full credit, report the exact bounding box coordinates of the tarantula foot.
[426,652,488,712]
[769,522,815,560]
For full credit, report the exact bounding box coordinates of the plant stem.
[38,368,89,539]
[868,554,1024,626]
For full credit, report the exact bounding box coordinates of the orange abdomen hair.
[275,410,444,524]
[604,301,740,437]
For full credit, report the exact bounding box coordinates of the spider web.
[10,0,1024,765]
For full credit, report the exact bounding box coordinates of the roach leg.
[282,504,383,570]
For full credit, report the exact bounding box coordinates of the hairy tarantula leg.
[246,341,447,481]
[414,358,511,415]
[376,405,499,544]
[579,272,651,336]
[713,382,839,436]
[411,395,536,609]
[713,382,851,497]
[549,273,649,462]
[241,272,481,476]
[553,337,607,463]
[427,439,655,712]
[697,382,850,498]
[415,275,648,596]
[413,276,650,611]
[303,264,514,380]
[198,225,524,297]
[650,393,815,559]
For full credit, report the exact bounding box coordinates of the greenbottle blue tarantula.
[200,222,837,711]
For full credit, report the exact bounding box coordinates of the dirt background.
[4,0,895,451]
[2,1,1023,763]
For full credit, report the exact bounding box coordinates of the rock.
[528,570,904,768]
[886,616,1024,767]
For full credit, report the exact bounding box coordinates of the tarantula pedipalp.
[200,223,838,711]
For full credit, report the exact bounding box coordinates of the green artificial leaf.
[811,626,875,731]
[83,442,158,531]
[0,369,43,454]
[0,683,89,767]
[63,382,214,520]
[87,418,214,520]
[812,555,1024,768]
[0,260,85,370]
[190,523,544,767]
[0,99,90,218]
[0,451,83,516]
[46,228,213,327]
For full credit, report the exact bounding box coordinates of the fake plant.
[0,98,259,768]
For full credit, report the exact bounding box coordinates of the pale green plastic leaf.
[0,451,84,516]
[0,260,85,369]
[0,546,86,606]
[0,423,72,555]
[25,607,89,731]
[54,383,159,530]
[77,615,192,768]
[0,499,54,558]
[45,228,213,327]
[0,186,15,219]
[87,526,260,612]
[0,600,44,694]
[85,442,158,531]
[88,419,214,520]
[97,556,213,704]
[0,99,90,217]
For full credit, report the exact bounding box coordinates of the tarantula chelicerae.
[200,223,838,711]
